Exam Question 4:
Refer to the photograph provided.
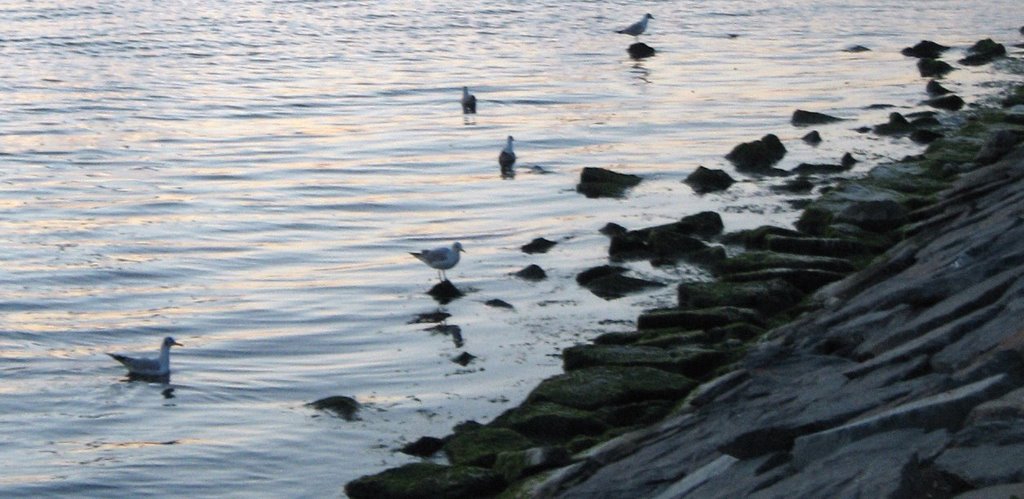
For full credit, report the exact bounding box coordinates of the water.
[1,0,1021,495]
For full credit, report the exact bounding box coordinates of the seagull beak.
[173,341,183,347]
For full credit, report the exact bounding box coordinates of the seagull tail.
[108,353,130,366]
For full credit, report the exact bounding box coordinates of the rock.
[791,109,844,126]
[452,351,477,366]
[720,225,804,249]
[765,234,871,258]
[918,58,955,78]
[841,152,858,169]
[676,211,725,237]
[576,167,642,198]
[926,79,952,95]
[771,177,814,193]
[485,298,514,309]
[492,401,608,441]
[959,38,1006,65]
[409,310,450,324]
[627,42,655,59]
[901,40,950,58]
[647,230,708,260]
[308,395,360,421]
[576,265,626,286]
[608,232,649,260]
[713,251,857,275]
[725,133,787,172]
[723,267,848,293]
[515,264,547,281]
[600,222,628,237]
[521,237,556,254]
[576,265,664,299]
[526,366,697,410]
[911,129,944,144]
[685,166,736,193]
[791,162,848,175]
[400,436,445,457]
[802,130,822,144]
[844,45,871,52]
[444,427,536,467]
[637,306,764,331]
[563,343,730,379]
[493,446,572,482]
[678,279,806,317]
[974,129,1023,165]
[345,462,505,499]
[925,94,965,110]
[873,112,915,135]
[428,279,463,303]
[835,199,910,232]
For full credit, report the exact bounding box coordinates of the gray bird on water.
[108,336,182,379]
[617,13,654,39]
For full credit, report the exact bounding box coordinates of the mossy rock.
[722,268,848,294]
[721,225,805,249]
[763,234,871,258]
[345,462,505,499]
[444,427,536,467]
[637,306,764,331]
[712,251,857,276]
[491,401,608,441]
[493,446,572,482]
[526,366,697,410]
[678,278,806,317]
[595,399,676,428]
[563,344,729,379]
[307,395,360,421]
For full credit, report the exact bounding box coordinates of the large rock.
[901,40,950,58]
[791,109,844,126]
[835,199,909,232]
[563,343,730,379]
[678,279,806,317]
[725,134,787,172]
[526,366,697,410]
[959,38,1006,65]
[684,166,735,193]
[345,462,505,499]
[637,306,764,331]
[444,427,536,467]
[918,58,955,78]
[576,265,664,299]
[576,167,642,198]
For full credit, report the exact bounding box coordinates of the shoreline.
[344,37,1024,498]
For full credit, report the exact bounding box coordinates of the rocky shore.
[343,38,1024,498]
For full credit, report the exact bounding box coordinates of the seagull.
[461,86,476,114]
[108,336,182,379]
[617,13,654,39]
[499,136,516,174]
[411,242,465,281]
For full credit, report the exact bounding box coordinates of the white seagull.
[461,86,477,114]
[108,336,182,379]
[617,13,654,39]
[411,242,465,281]
[498,136,516,172]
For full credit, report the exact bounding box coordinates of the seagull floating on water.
[617,13,654,39]
[499,136,516,175]
[108,336,182,379]
[461,86,476,114]
[411,242,465,281]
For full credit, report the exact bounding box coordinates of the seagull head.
[453,242,465,253]
[163,336,183,348]
[644,13,654,20]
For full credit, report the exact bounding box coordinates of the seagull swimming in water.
[411,242,465,281]
[498,136,516,174]
[617,13,654,39]
[461,86,476,114]
[108,336,182,379]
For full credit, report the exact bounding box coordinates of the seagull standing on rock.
[461,86,476,114]
[617,13,654,39]
[411,242,465,282]
[498,136,516,175]
[108,336,182,380]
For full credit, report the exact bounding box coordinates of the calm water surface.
[1,0,1022,495]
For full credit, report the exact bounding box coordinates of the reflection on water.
[1,0,1021,495]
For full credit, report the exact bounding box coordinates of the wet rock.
[835,199,910,232]
[576,265,626,285]
[599,222,628,237]
[452,351,477,366]
[444,427,536,467]
[844,45,871,53]
[409,310,451,324]
[713,251,857,275]
[485,298,514,309]
[428,279,463,303]
[563,343,730,379]
[521,237,556,254]
[725,133,787,172]
[926,79,952,95]
[647,230,709,260]
[791,109,844,126]
[791,162,848,175]
[576,265,664,299]
[841,152,858,169]
[959,38,1006,65]
[637,306,764,331]
[345,462,505,499]
[677,211,725,236]
[918,58,955,78]
[308,395,360,421]
[401,436,445,457]
[576,167,642,198]
[873,112,915,135]
[771,176,814,193]
[515,264,547,281]
[526,366,697,410]
[974,129,1024,165]
[765,234,872,258]
[911,129,944,144]
[679,279,806,317]
[901,40,950,58]
[492,401,608,441]
[627,42,655,59]
[925,94,965,110]
[723,267,848,294]
[802,130,822,145]
[684,166,735,193]
[493,446,572,482]
[720,225,804,249]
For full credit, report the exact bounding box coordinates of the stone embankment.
[343,40,1024,498]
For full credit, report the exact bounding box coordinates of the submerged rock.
[802,130,823,145]
[926,79,952,96]
[685,166,735,193]
[901,40,950,59]
[959,38,1006,65]
[918,58,955,78]
[627,42,656,59]
[576,167,642,198]
[791,109,844,126]
[725,134,787,172]
[576,265,664,299]
[485,298,514,309]
[924,94,965,111]
[428,279,464,303]
[873,112,915,136]
[521,237,556,254]
[515,264,547,281]
[308,395,360,421]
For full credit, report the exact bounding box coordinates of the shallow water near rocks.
[1,0,1022,495]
